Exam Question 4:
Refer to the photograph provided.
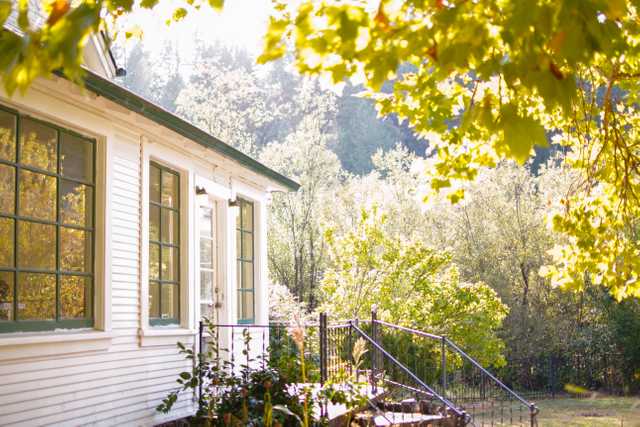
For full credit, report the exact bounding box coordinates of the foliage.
[261,116,343,307]
[157,323,307,426]
[320,207,508,367]
[422,159,640,393]
[3,0,640,299]
[116,41,185,112]
[268,283,313,326]
[258,0,640,299]
[0,0,223,95]
[158,319,368,426]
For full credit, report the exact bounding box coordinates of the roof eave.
[79,70,300,192]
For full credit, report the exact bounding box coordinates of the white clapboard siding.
[0,138,195,427]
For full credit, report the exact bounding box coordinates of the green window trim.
[236,198,255,324]
[0,104,96,333]
[148,161,181,326]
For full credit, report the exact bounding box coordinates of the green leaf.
[499,105,547,164]
[140,0,159,8]
[0,0,12,26]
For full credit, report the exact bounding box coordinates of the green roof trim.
[81,70,300,191]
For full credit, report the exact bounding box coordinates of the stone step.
[357,411,445,426]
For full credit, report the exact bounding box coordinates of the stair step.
[360,412,444,426]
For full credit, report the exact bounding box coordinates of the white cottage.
[0,35,299,426]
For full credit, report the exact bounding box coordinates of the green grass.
[534,396,640,427]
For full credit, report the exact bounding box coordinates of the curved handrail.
[350,322,469,421]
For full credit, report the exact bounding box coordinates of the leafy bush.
[321,208,509,368]
[157,318,367,426]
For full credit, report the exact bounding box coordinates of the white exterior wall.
[0,75,277,426]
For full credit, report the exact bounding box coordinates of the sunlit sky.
[116,0,272,70]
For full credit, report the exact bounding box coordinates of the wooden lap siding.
[0,138,194,426]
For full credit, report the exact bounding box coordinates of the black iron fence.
[197,311,539,426]
[197,321,321,385]
[498,351,628,399]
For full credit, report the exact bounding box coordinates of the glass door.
[199,204,217,321]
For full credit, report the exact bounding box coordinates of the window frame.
[198,203,217,319]
[236,198,255,324]
[148,161,181,326]
[0,104,96,333]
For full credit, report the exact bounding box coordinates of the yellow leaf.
[208,0,224,12]
[125,25,143,39]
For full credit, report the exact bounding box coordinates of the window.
[199,205,217,321]
[149,162,180,325]
[0,106,95,333]
[236,199,254,324]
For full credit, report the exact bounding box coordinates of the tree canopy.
[1,0,639,298]
[258,0,640,300]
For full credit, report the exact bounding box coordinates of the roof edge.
[80,70,301,191]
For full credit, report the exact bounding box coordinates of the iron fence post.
[319,312,327,386]
[441,335,447,397]
[530,404,537,427]
[371,306,378,394]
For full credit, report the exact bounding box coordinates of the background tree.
[260,116,342,308]
[258,0,640,299]
[320,208,508,367]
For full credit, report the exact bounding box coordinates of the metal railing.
[197,320,321,385]
[371,313,539,426]
[197,310,538,426]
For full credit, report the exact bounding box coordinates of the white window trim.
[0,330,114,362]
[232,179,269,326]
[196,199,219,321]
[139,139,195,346]
[0,104,113,356]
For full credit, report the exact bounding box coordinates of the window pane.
[0,271,14,321]
[60,132,93,182]
[20,118,57,172]
[200,270,214,301]
[0,164,15,214]
[17,272,55,320]
[200,239,213,269]
[161,170,178,208]
[201,303,214,320]
[236,229,241,258]
[161,246,179,281]
[161,283,179,320]
[149,205,160,241]
[0,217,14,267]
[242,261,254,291]
[17,221,55,270]
[241,232,253,260]
[0,110,16,162]
[60,228,92,272]
[60,276,91,319]
[149,281,160,318]
[149,243,160,280]
[161,208,179,244]
[19,169,56,221]
[60,180,92,227]
[150,164,161,203]
[241,201,253,230]
[199,207,212,238]
[238,290,254,322]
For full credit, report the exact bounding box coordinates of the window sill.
[138,327,196,347]
[0,330,113,362]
